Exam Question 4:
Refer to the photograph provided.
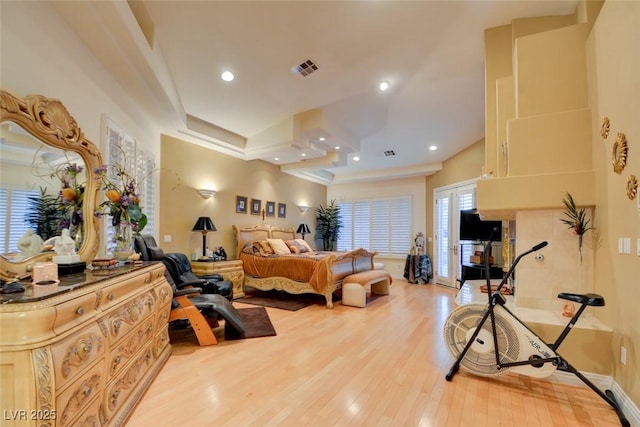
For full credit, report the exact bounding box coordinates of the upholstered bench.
[341,270,392,307]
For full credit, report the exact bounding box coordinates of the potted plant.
[26,187,64,241]
[315,199,342,251]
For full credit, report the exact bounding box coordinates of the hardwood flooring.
[127,279,621,426]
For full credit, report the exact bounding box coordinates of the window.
[103,117,156,256]
[0,187,39,253]
[337,196,411,256]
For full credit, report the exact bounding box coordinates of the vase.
[113,222,134,261]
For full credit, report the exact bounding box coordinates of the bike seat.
[557,292,605,306]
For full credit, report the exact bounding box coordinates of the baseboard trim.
[547,371,639,425]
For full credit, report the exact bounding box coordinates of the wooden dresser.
[190,259,245,298]
[0,262,172,427]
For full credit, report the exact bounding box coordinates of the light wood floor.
[127,279,621,426]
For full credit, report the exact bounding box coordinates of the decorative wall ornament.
[600,117,610,139]
[627,175,638,200]
[612,132,628,174]
[560,192,593,263]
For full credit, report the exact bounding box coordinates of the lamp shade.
[192,217,216,232]
[296,223,310,234]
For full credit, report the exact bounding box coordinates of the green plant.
[26,187,64,240]
[560,192,593,262]
[315,199,342,251]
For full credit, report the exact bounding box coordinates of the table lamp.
[296,223,311,240]
[192,216,216,258]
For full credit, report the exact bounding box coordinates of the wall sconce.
[297,205,310,214]
[197,189,217,199]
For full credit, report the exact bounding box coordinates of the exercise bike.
[443,231,629,426]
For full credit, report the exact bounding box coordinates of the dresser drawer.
[66,394,103,427]
[104,290,156,345]
[98,270,152,310]
[57,360,105,427]
[104,343,154,417]
[107,316,154,380]
[54,293,98,335]
[51,322,106,390]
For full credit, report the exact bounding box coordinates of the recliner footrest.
[557,292,605,306]
[198,295,244,339]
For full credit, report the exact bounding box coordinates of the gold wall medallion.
[600,117,610,139]
[627,175,638,200]
[612,132,628,174]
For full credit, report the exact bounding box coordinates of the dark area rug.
[232,307,276,339]
[236,288,340,311]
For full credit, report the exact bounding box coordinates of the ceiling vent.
[384,150,396,157]
[293,59,319,77]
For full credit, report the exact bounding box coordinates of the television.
[459,209,502,242]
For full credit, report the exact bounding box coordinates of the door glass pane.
[436,195,449,279]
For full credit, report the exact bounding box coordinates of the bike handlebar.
[487,240,548,300]
[532,241,548,251]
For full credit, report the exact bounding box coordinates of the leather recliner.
[134,235,233,301]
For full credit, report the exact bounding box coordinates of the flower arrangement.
[560,192,593,262]
[56,163,85,231]
[93,163,147,234]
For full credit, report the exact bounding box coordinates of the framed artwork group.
[236,195,286,218]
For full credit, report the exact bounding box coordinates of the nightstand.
[190,259,245,298]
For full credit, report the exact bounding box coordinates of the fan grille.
[444,303,520,376]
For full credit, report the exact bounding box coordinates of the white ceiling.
[52,1,579,185]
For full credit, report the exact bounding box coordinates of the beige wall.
[425,139,485,257]
[586,0,640,406]
[159,135,326,259]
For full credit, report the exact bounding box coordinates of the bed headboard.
[232,224,296,256]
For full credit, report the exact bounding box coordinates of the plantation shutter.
[352,201,370,250]
[390,197,411,255]
[2,188,39,253]
[337,202,352,251]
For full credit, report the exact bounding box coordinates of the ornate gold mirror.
[0,90,102,280]
[612,132,628,174]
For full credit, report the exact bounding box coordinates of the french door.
[434,182,476,288]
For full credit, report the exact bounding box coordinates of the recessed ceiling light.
[274,157,279,161]
[353,156,360,162]
[319,137,325,141]
[335,146,340,150]
[301,153,306,157]
[429,145,438,151]
[379,81,390,91]
[221,71,234,82]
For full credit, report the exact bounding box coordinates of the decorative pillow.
[286,239,312,254]
[255,240,275,256]
[267,238,291,255]
[242,242,257,255]
[295,239,314,253]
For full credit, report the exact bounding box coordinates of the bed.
[233,223,376,308]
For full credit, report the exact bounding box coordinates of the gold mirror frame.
[612,132,628,174]
[0,90,102,280]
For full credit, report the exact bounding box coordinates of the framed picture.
[236,196,248,214]
[278,203,287,218]
[266,201,276,217]
[251,198,262,215]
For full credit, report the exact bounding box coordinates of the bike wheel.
[443,303,520,377]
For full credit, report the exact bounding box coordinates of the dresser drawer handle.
[108,293,115,301]
[76,307,85,316]
[115,355,121,364]
[145,277,151,284]
[83,343,92,353]
[83,386,92,397]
